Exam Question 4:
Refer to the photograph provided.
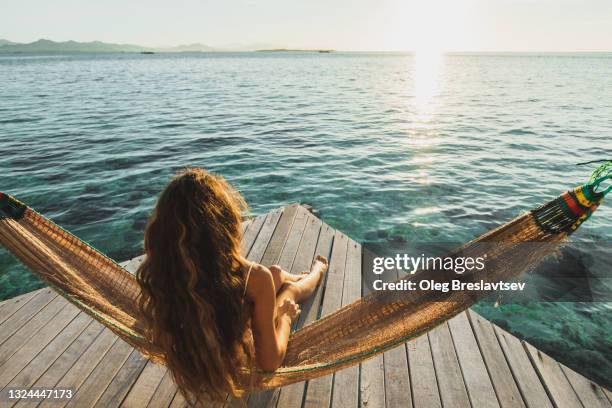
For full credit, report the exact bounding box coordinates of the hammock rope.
[0,162,609,390]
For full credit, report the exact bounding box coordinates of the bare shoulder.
[245,263,274,301]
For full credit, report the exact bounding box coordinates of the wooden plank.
[331,239,361,408]
[286,213,322,276]
[358,245,385,408]
[303,231,348,408]
[0,303,81,389]
[361,355,385,408]
[120,361,167,408]
[0,287,40,306]
[169,391,188,408]
[259,204,299,267]
[0,311,91,396]
[246,209,284,262]
[523,342,582,408]
[293,221,334,330]
[0,289,40,325]
[94,349,148,408]
[467,311,525,408]
[448,312,500,408]
[356,246,385,408]
[63,338,134,407]
[560,364,611,408]
[242,217,252,233]
[146,369,178,408]
[428,322,471,407]
[0,296,68,366]
[382,268,411,408]
[407,334,442,408]
[247,207,311,408]
[244,371,281,404]
[383,345,411,408]
[38,329,119,408]
[275,220,334,408]
[0,288,58,347]
[604,388,612,405]
[493,325,553,408]
[241,213,267,256]
[317,232,348,320]
[12,321,105,408]
[275,206,309,271]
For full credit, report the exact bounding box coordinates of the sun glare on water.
[414,50,443,109]
[399,1,452,121]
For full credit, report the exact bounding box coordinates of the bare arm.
[247,264,299,371]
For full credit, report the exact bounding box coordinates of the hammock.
[0,164,610,391]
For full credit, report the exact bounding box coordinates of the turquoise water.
[1,52,611,386]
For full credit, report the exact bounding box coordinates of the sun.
[390,0,471,54]
[411,5,446,55]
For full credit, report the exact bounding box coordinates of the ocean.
[1,51,610,386]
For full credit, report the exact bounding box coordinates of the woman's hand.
[278,298,300,321]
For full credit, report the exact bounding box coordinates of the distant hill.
[0,39,150,53]
[256,48,334,53]
[0,39,219,53]
[167,43,216,52]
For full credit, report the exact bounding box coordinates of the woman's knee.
[269,265,283,290]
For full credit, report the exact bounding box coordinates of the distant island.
[256,49,334,53]
[0,39,270,54]
[0,39,339,54]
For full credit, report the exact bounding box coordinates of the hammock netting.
[0,165,609,391]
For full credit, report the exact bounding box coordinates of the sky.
[2,0,612,52]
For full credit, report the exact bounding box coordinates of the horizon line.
[1,38,611,54]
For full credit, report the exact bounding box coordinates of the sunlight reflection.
[407,155,436,165]
[403,134,440,149]
[413,206,442,216]
[413,50,443,121]
[412,169,433,185]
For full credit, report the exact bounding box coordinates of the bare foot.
[311,255,328,285]
[284,256,328,283]
[277,256,330,304]
[285,256,328,284]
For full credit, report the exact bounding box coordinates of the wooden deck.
[0,204,610,408]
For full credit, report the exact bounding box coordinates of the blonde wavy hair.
[136,168,252,403]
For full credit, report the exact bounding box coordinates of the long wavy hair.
[136,168,252,404]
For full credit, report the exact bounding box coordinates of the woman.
[136,168,328,404]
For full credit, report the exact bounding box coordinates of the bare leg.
[268,263,318,294]
[276,256,328,305]
[268,265,290,295]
